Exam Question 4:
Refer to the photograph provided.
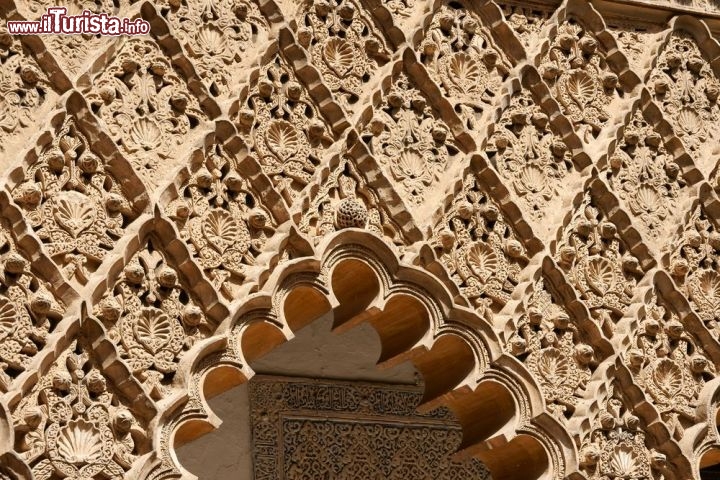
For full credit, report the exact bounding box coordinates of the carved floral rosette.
[506,278,594,420]
[84,39,207,188]
[364,72,462,211]
[160,0,272,97]
[538,19,622,142]
[648,31,720,174]
[419,3,509,131]
[235,51,334,203]
[431,173,527,317]
[554,192,642,334]
[93,243,211,399]
[499,3,552,50]
[11,342,145,480]
[11,116,139,285]
[623,288,715,440]
[165,144,278,300]
[296,0,391,113]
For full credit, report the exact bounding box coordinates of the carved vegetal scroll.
[505,277,595,419]
[602,108,695,241]
[577,380,671,480]
[85,39,208,188]
[0,216,66,391]
[11,341,148,480]
[363,71,463,213]
[93,238,215,399]
[296,0,391,112]
[11,116,142,285]
[538,18,623,142]
[667,204,720,338]
[164,142,282,300]
[431,173,527,317]
[486,89,576,226]
[419,3,509,131]
[234,51,334,203]
[159,0,272,97]
[0,24,52,154]
[648,31,720,175]
[554,192,643,334]
[623,287,715,440]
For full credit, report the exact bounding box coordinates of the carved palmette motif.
[578,382,668,480]
[0,25,51,154]
[12,342,144,480]
[11,117,137,285]
[486,91,574,223]
[431,173,526,317]
[165,145,277,300]
[296,0,391,113]
[160,0,270,97]
[93,241,211,399]
[235,53,334,203]
[554,194,642,333]
[648,32,720,174]
[299,155,405,245]
[364,73,461,211]
[419,4,509,131]
[624,290,715,440]
[602,109,686,240]
[538,19,621,142]
[0,224,65,391]
[506,279,594,419]
[667,205,720,337]
[85,39,207,188]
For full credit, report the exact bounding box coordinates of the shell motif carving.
[12,344,144,479]
[160,0,270,97]
[539,20,620,142]
[236,53,333,203]
[85,39,207,187]
[648,32,720,175]
[432,174,526,318]
[165,145,276,300]
[554,195,641,335]
[603,109,686,240]
[298,0,390,113]
[365,73,460,211]
[93,246,210,399]
[578,383,667,480]
[487,91,574,227]
[506,279,593,419]
[11,117,137,285]
[419,4,509,131]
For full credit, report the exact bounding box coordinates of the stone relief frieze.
[1,0,720,479]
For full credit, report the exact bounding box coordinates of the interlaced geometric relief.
[4,0,720,479]
[249,376,491,480]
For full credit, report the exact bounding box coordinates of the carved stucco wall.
[4,0,720,479]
